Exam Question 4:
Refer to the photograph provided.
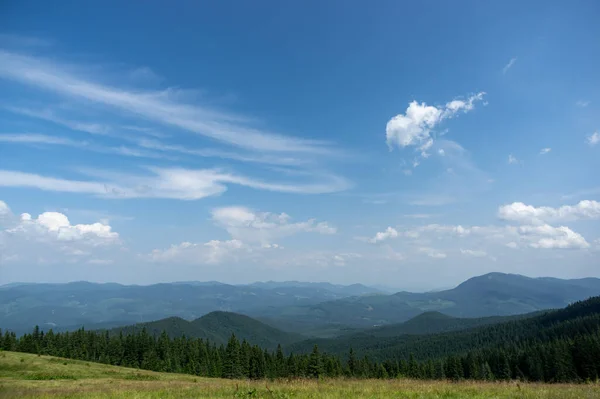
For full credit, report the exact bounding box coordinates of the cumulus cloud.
[587,132,600,146]
[211,206,335,245]
[369,227,399,243]
[150,207,336,264]
[498,200,600,225]
[385,92,485,163]
[517,224,589,249]
[0,200,120,266]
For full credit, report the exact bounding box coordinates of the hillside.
[287,296,600,363]
[257,273,600,330]
[112,311,304,349]
[1,352,591,399]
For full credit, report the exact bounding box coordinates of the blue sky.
[0,1,598,290]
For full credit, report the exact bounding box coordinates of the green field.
[1,351,599,398]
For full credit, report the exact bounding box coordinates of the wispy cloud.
[539,148,551,155]
[0,50,336,155]
[0,167,351,200]
[575,100,590,107]
[502,57,517,74]
[6,106,111,135]
[0,133,168,159]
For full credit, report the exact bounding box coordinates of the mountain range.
[2,272,600,337]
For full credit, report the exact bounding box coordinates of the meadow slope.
[1,352,599,399]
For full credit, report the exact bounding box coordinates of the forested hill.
[287,296,600,363]
[111,311,304,350]
[7,296,600,383]
[257,273,600,329]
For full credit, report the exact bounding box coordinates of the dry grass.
[1,351,599,398]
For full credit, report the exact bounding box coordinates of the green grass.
[1,351,599,398]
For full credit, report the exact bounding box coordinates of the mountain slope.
[112,311,304,349]
[288,296,600,362]
[258,273,600,330]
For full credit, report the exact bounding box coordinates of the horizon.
[1,1,599,290]
[1,271,597,294]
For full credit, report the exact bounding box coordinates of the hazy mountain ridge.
[3,272,600,337]
[255,273,600,331]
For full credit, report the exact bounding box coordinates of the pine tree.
[308,345,323,379]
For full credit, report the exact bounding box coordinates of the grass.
[1,351,599,398]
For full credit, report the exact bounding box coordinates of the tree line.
[3,297,600,382]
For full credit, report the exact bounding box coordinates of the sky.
[0,1,598,291]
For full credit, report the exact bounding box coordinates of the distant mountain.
[111,311,304,349]
[0,280,379,335]
[246,281,384,296]
[256,273,600,330]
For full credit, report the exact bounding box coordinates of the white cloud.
[369,227,399,243]
[211,206,335,245]
[385,92,485,162]
[149,239,250,265]
[518,224,589,249]
[0,133,167,159]
[418,247,447,259]
[502,57,517,74]
[460,249,488,257]
[539,148,551,155]
[508,154,519,164]
[498,200,600,225]
[576,100,590,107]
[0,167,351,200]
[0,200,120,267]
[0,50,334,154]
[506,242,519,249]
[587,132,600,146]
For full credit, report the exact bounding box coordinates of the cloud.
[517,224,589,249]
[576,100,590,107]
[498,200,600,225]
[385,92,485,162]
[211,206,336,245]
[508,154,519,164]
[0,200,120,266]
[539,148,551,155]
[150,207,337,265]
[502,57,517,74]
[460,249,488,257]
[0,133,168,159]
[418,247,447,259]
[586,132,600,146]
[0,50,335,154]
[6,107,112,135]
[369,227,399,243]
[0,167,351,199]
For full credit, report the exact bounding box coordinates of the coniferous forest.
[4,297,600,383]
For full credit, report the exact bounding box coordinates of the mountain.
[0,280,378,335]
[287,296,600,362]
[246,281,385,296]
[111,311,304,349]
[286,310,540,354]
[257,273,600,331]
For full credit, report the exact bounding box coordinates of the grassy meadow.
[1,351,599,398]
